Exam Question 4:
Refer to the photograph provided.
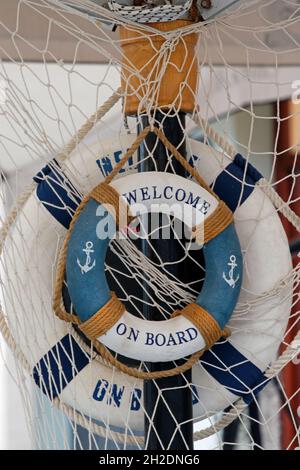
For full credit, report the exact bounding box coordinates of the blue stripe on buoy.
[201,340,269,403]
[33,334,268,403]
[32,334,90,399]
[33,160,81,229]
[212,154,263,212]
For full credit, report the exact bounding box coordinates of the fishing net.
[0,0,299,450]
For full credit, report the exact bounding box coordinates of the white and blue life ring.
[65,172,242,362]
[3,132,292,432]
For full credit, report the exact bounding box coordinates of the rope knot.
[161,35,179,54]
[91,181,133,229]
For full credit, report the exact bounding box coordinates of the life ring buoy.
[65,172,242,362]
[2,132,292,432]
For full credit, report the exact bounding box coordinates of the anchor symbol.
[77,241,96,274]
[222,255,240,288]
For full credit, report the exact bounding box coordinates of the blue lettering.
[93,380,127,408]
[96,151,133,178]
[123,190,137,205]
[130,388,142,411]
[108,384,125,408]
[145,332,155,345]
[92,379,109,402]
[114,150,133,171]
[198,200,211,215]
[186,327,198,341]
[140,186,151,201]
[152,185,162,199]
[186,192,201,208]
[96,156,113,177]
[163,186,173,200]
[166,333,177,346]
[128,327,140,342]
[176,331,188,344]
[155,333,166,346]
[113,150,122,168]
[175,188,186,202]
[116,323,127,336]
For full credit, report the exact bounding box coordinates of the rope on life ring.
[52,125,234,380]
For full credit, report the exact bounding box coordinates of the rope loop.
[172,303,230,350]
[79,293,125,339]
[91,182,133,229]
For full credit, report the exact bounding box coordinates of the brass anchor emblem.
[77,241,96,274]
[222,255,239,288]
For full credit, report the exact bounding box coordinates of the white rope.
[56,87,123,166]
[192,115,300,233]
[194,328,300,441]
[0,88,299,445]
[192,114,237,159]
[257,179,300,234]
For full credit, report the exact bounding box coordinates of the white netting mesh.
[0,0,299,450]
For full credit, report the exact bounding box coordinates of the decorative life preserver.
[64,172,242,363]
[3,132,292,432]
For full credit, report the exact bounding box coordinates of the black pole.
[138,111,194,450]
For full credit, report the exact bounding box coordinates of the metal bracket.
[198,0,243,20]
